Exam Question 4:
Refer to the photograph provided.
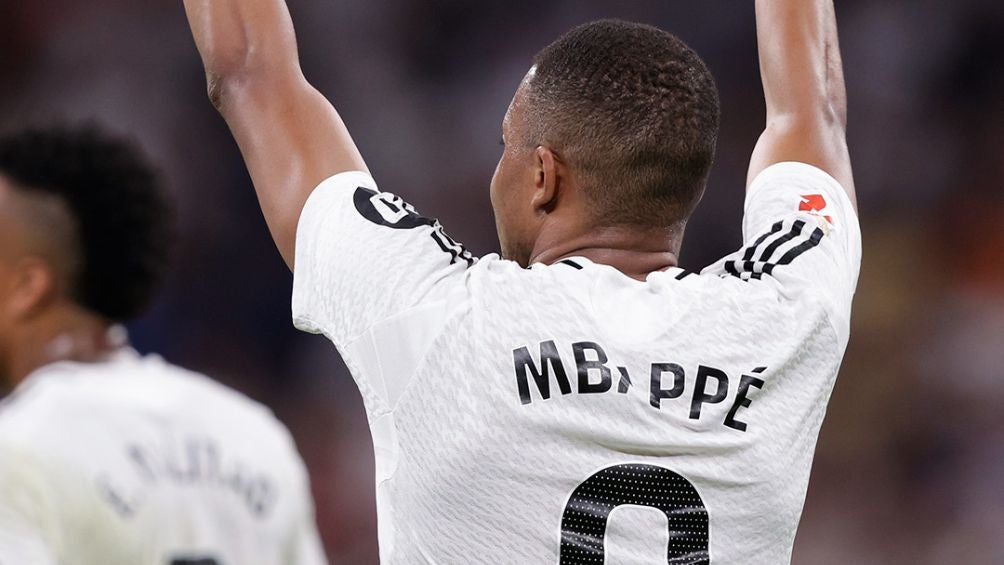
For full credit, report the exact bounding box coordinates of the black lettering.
[616,366,632,393]
[572,341,611,394]
[690,365,729,419]
[245,476,276,518]
[96,477,137,518]
[724,375,766,432]
[128,444,158,482]
[649,363,685,409]
[430,225,474,266]
[514,341,571,405]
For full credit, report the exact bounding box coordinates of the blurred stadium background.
[2,0,1002,562]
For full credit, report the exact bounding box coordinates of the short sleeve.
[291,171,473,410]
[292,171,473,341]
[703,162,861,337]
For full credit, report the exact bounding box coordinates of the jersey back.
[0,351,326,565]
[292,162,860,564]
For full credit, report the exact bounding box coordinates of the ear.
[4,258,58,321]
[531,146,563,214]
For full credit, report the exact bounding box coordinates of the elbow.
[203,57,255,113]
[201,49,299,114]
[199,40,262,111]
[199,45,250,112]
[205,69,248,113]
[206,71,226,111]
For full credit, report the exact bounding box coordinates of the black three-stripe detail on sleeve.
[726,221,784,277]
[750,220,805,268]
[762,227,824,275]
[726,219,825,280]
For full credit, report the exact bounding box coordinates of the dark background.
[2,1,1002,562]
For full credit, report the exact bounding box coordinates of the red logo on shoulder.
[799,194,833,224]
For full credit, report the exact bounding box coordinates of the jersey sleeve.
[703,162,861,339]
[292,171,473,340]
[291,171,473,397]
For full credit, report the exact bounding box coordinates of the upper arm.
[704,162,861,338]
[748,0,856,208]
[216,72,368,268]
[747,113,854,204]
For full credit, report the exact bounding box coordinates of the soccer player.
[0,125,327,565]
[187,0,859,562]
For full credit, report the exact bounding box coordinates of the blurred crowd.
[2,0,1002,562]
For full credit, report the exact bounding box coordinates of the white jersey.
[0,350,327,565]
[292,162,861,564]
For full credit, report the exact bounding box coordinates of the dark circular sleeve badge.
[353,186,436,229]
[559,463,710,564]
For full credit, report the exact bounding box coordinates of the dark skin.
[185,0,853,278]
[0,175,120,392]
[490,74,685,278]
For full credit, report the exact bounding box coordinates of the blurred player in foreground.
[187,0,860,562]
[0,125,326,565]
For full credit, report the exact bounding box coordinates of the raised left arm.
[184,0,369,268]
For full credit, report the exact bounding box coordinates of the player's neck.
[6,305,125,388]
[530,223,683,280]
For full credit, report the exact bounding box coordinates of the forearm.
[183,0,301,107]
[749,0,855,200]
[756,0,847,128]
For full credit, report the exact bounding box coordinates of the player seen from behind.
[0,125,327,565]
[186,0,860,563]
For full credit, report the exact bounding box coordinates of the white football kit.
[0,350,327,565]
[292,161,861,564]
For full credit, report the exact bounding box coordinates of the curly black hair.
[0,124,173,322]
[525,19,721,227]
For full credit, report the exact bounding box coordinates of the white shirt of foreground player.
[0,349,327,565]
[292,162,861,564]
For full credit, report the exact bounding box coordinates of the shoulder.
[1,355,290,443]
[744,161,859,240]
[143,358,295,441]
[0,366,79,442]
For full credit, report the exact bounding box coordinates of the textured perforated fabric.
[0,351,326,565]
[293,162,861,564]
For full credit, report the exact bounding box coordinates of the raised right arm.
[748,0,856,208]
[184,0,368,268]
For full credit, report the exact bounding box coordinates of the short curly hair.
[0,124,173,322]
[525,19,721,227]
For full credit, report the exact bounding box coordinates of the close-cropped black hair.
[526,19,721,226]
[0,124,173,322]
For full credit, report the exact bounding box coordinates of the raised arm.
[184,0,368,268]
[748,0,856,207]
